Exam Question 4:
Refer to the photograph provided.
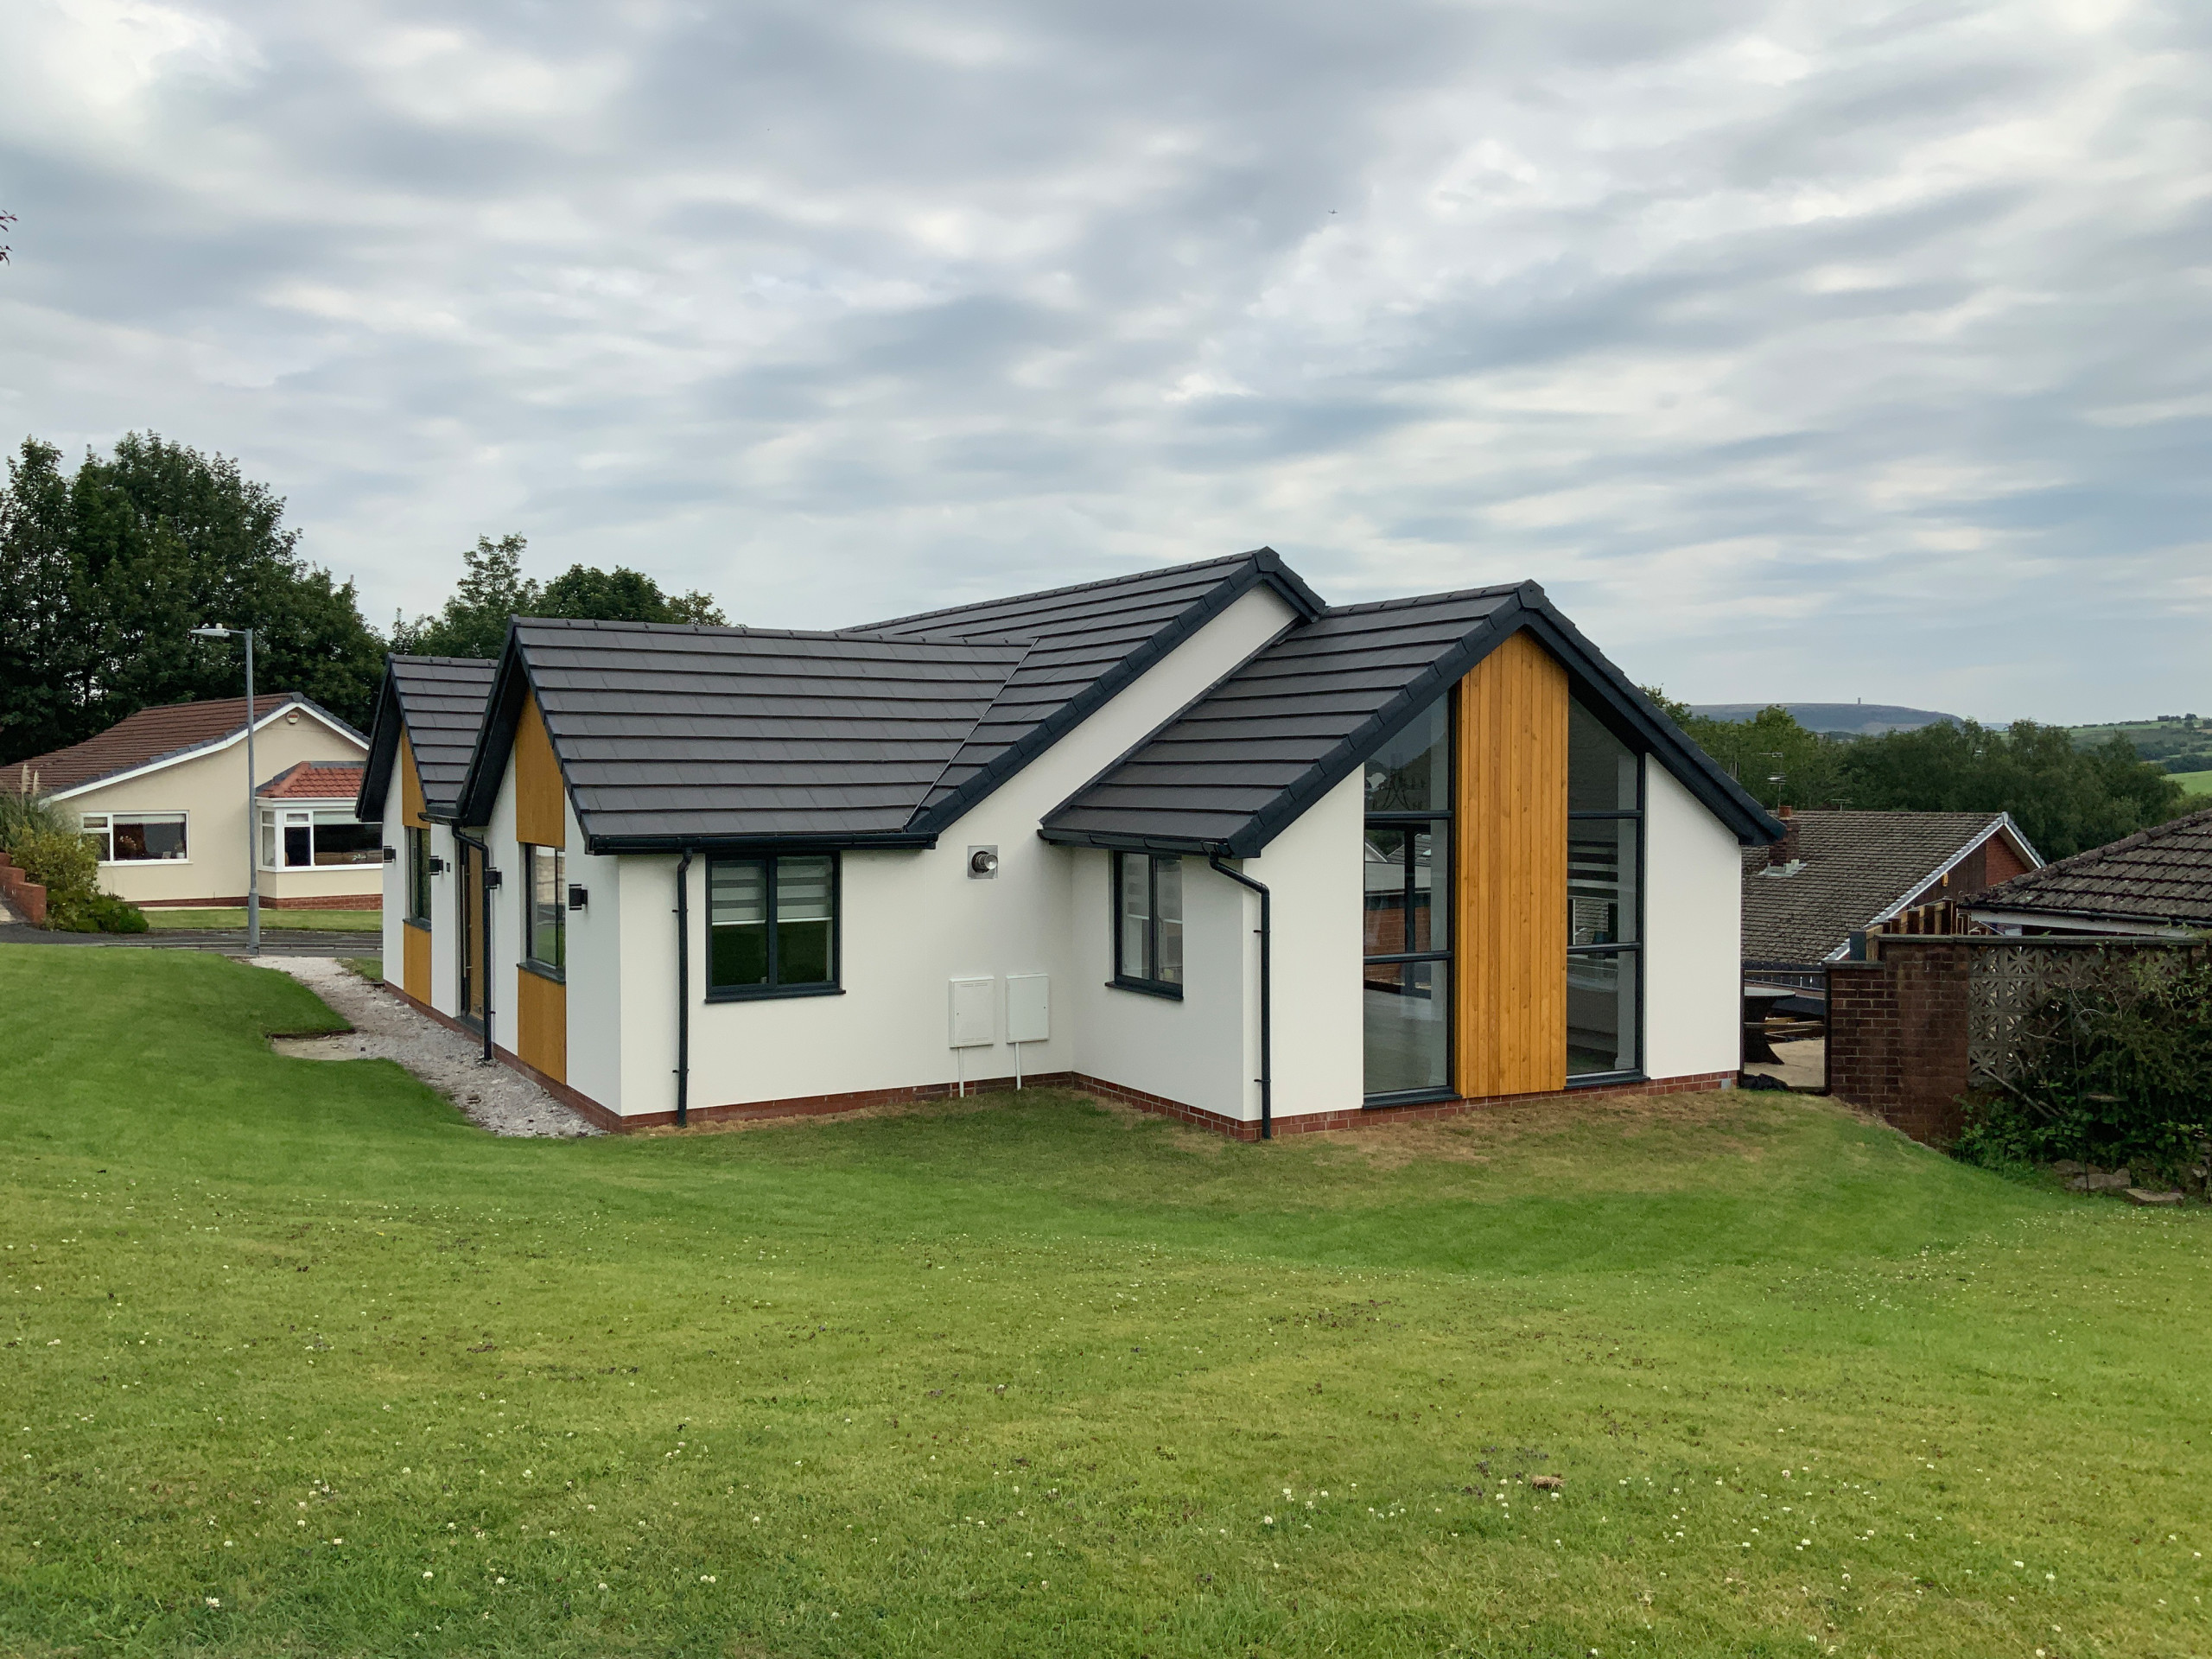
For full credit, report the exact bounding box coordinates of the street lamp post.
[189,625,259,956]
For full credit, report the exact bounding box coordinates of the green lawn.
[143,909,384,932]
[2171,768,2212,797]
[3,948,2206,1658]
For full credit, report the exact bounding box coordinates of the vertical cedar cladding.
[515,692,567,849]
[1455,631,1569,1098]
[402,922,432,1003]
[513,690,567,1083]
[398,732,429,830]
[516,969,567,1084]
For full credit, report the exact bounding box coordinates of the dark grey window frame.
[1109,850,1185,1000]
[1566,734,1645,1088]
[521,842,565,982]
[404,824,432,929]
[704,851,844,1003]
[1363,692,1456,1108]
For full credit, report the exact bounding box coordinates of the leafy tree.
[1643,689,2187,858]
[394,536,728,658]
[0,434,385,759]
[1643,692,1848,810]
[1840,720,2186,861]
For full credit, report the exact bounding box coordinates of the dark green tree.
[0,433,385,760]
[1642,692,1848,810]
[394,537,728,658]
[1839,720,2187,861]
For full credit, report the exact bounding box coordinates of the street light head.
[189,626,233,639]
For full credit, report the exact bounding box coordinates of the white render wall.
[1249,768,1366,1123]
[1065,847,1251,1120]
[562,793,623,1108]
[1642,760,1744,1081]
[607,585,1300,1118]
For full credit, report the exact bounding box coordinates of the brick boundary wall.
[0,852,48,927]
[1827,938,1975,1145]
[381,978,1739,1140]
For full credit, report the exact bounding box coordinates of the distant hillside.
[2069,717,2212,772]
[1688,702,1964,736]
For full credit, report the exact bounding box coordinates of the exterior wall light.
[968,846,1000,879]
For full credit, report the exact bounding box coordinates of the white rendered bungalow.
[355,657,497,1006]
[360,550,1781,1136]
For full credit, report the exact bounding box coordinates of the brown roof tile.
[1742,810,2026,964]
[3,695,359,796]
[257,760,366,800]
[1963,804,2212,929]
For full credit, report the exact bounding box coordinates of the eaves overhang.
[582,830,940,857]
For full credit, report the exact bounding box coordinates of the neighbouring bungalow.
[3,694,375,909]
[1963,804,2212,937]
[1744,808,2043,974]
[358,550,1783,1136]
[354,657,499,1005]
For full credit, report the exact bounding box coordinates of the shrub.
[1955,953,2212,1181]
[46,889,149,934]
[7,825,98,897]
[1,792,145,933]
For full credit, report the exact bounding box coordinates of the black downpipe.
[455,829,494,1064]
[674,850,693,1128]
[1209,853,1272,1140]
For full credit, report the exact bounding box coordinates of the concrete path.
[259,957,601,1138]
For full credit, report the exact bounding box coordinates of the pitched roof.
[3,695,361,797]
[1963,804,2212,929]
[355,656,499,820]
[257,760,365,800]
[855,549,1324,830]
[1041,582,1783,856]
[466,620,1031,847]
[1740,810,2024,963]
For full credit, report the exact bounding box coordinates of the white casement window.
[81,812,188,863]
[259,808,382,870]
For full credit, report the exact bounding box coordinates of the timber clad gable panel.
[399,732,429,830]
[515,695,566,849]
[1455,632,1568,1099]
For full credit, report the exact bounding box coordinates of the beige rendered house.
[4,695,378,909]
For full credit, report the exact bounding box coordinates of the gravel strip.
[261,957,602,1138]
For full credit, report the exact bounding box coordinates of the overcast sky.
[4,0,2207,720]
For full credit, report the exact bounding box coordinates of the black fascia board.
[353,657,404,822]
[1509,594,1783,845]
[1034,827,1225,856]
[583,830,939,856]
[903,551,1321,837]
[1207,586,1783,860]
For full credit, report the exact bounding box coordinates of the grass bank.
[143,909,383,932]
[2,946,2205,1656]
[2171,768,2212,797]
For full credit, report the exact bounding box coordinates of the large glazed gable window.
[1111,852,1184,997]
[708,854,839,998]
[1567,698,1642,1078]
[1363,694,1452,1099]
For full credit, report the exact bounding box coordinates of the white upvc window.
[81,811,188,863]
[259,807,382,869]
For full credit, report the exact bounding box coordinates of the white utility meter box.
[949,976,995,1048]
[1005,975,1050,1045]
